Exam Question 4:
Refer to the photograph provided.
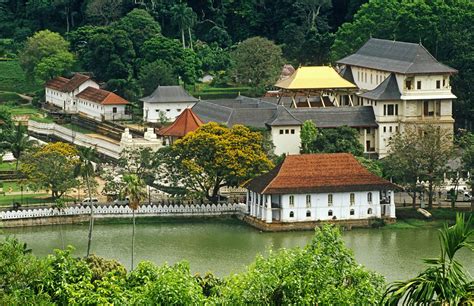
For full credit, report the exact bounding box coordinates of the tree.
[195,42,231,74]
[74,146,98,257]
[170,2,197,49]
[460,132,474,211]
[382,213,474,305]
[19,30,75,81]
[122,173,146,271]
[20,142,79,199]
[300,120,318,153]
[231,36,284,90]
[138,60,177,96]
[310,126,364,156]
[0,123,37,170]
[85,0,122,25]
[385,125,453,209]
[158,123,273,202]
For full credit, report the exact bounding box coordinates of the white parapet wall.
[0,203,247,220]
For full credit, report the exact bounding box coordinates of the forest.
[0,0,473,129]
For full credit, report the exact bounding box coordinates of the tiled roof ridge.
[261,156,287,194]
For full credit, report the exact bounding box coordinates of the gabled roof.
[76,87,129,105]
[157,108,203,137]
[45,73,91,92]
[340,66,355,83]
[266,106,302,126]
[45,77,69,91]
[358,73,401,101]
[246,153,396,194]
[291,106,378,128]
[275,66,357,90]
[140,86,199,103]
[337,38,457,74]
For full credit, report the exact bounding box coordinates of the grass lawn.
[0,60,42,94]
[63,123,95,134]
[0,91,26,104]
[0,193,51,206]
[190,84,252,99]
[383,207,473,229]
[8,105,41,115]
[0,162,15,171]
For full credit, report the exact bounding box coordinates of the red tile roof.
[45,73,91,92]
[76,87,129,105]
[45,77,69,91]
[157,108,203,137]
[246,153,396,194]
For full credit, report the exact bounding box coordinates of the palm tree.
[170,2,197,49]
[382,213,474,305]
[74,146,98,257]
[0,124,37,170]
[122,173,146,271]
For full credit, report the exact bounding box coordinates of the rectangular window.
[405,80,412,90]
[350,193,355,205]
[177,109,182,112]
[383,126,386,133]
[370,74,373,83]
[395,104,399,115]
[306,195,311,208]
[387,104,394,116]
[366,128,370,134]
[395,126,399,132]
[285,129,289,134]
[417,81,422,89]
[279,129,283,134]
[290,129,295,134]
[328,194,333,206]
[436,80,441,89]
[289,195,294,207]
[384,104,387,115]
[112,107,117,113]
[389,126,392,132]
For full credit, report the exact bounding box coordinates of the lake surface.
[1,218,473,282]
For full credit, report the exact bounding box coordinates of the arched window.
[328,210,333,217]
[350,193,355,205]
[289,195,294,207]
[306,210,311,217]
[350,209,355,216]
[306,195,311,208]
[328,194,333,206]
[289,211,294,218]
[367,192,373,204]
[367,208,373,215]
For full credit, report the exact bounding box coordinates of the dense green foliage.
[0,225,386,304]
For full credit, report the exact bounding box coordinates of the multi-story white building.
[245,153,396,224]
[337,38,457,157]
[45,73,130,122]
[141,86,199,122]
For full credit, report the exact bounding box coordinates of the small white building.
[75,87,130,121]
[141,86,199,122]
[245,153,396,224]
[45,73,99,112]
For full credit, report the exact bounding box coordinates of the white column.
[266,195,272,223]
[363,128,367,153]
[246,190,250,214]
[389,190,396,218]
[260,194,265,221]
[251,192,255,217]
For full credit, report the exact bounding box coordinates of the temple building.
[245,153,397,224]
[156,108,203,145]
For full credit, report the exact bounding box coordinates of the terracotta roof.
[45,73,91,92]
[157,108,203,137]
[246,153,396,194]
[62,73,90,92]
[76,87,129,105]
[45,77,69,91]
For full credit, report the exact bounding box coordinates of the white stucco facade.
[246,190,396,223]
[45,79,99,113]
[270,125,301,155]
[143,101,197,122]
[76,98,128,121]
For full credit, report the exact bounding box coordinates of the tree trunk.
[471,183,474,212]
[428,181,433,209]
[412,190,417,209]
[181,28,186,49]
[131,209,135,271]
[86,174,94,257]
[66,7,70,32]
[15,158,19,170]
[188,27,193,50]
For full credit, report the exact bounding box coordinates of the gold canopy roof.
[274,66,357,90]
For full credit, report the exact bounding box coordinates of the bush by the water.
[0,225,385,304]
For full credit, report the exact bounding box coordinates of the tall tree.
[19,30,75,81]
[158,123,273,202]
[85,0,122,25]
[170,2,197,49]
[385,125,453,209]
[300,120,318,153]
[138,60,177,96]
[231,36,284,91]
[0,123,37,170]
[122,173,146,271]
[460,132,474,211]
[382,214,474,305]
[310,126,364,156]
[74,146,98,257]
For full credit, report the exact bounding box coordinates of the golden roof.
[274,66,357,90]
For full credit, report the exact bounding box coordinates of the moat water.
[1,218,473,282]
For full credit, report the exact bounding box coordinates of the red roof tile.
[76,87,129,105]
[45,77,69,91]
[247,153,396,194]
[157,108,203,137]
